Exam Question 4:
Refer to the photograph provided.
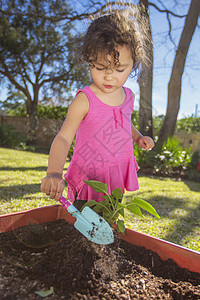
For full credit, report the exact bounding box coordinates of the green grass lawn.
[0,147,200,251]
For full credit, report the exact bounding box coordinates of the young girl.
[41,11,154,209]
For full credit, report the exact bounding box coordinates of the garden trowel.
[59,196,114,245]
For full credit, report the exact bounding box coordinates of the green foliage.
[185,151,200,180]
[151,115,200,134]
[6,105,200,135]
[155,116,200,134]
[176,116,200,133]
[134,137,193,177]
[36,105,68,120]
[7,104,68,120]
[0,124,26,148]
[0,90,26,114]
[131,111,139,130]
[82,180,160,235]
[137,115,199,134]
[0,0,90,122]
[8,105,28,117]
[15,142,36,152]
[0,124,34,151]
[153,115,164,134]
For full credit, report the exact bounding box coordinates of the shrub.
[8,104,68,120]
[134,137,193,178]
[185,151,200,180]
[8,105,28,117]
[6,103,200,133]
[36,105,68,120]
[131,111,139,130]
[152,116,200,134]
[0,124,34,151]
[176,116,200,133]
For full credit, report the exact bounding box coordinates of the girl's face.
[89,45,133,95]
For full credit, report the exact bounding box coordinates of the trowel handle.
[59,196,72,209]
[59,196,79,215]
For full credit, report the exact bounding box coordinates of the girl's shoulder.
[123,87,135,104]
[75,86,94,103]
[69,89,90,119]
[75,89,89,102]
[123,86,135,97]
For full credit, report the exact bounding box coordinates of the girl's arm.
[41,92,89,201]
[131,92,154,151]
[131,123,154,151]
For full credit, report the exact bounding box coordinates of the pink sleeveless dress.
[64,86,139,202]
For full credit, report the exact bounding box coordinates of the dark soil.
[0,219,200,300]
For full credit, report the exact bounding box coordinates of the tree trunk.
[26,86,39,144]
[138,67,153,137]
[157,0,200,148]
[138,0,153,138]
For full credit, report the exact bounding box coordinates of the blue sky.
[125,0,200,118]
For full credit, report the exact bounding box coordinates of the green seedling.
[35,286,54,298]
[83,180,160,235]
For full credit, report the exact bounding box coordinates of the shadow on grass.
[0,166,47,172]
[138,173,200,192]
[182,179,200,192]
[0,184,41,200]
[162,201,200,246]
[124,194,200,246]
[124,194,189,219]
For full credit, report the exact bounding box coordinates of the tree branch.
[148,1,187,18]
[0,55,31,100]
[148,1,187,49]
[0,1,136,22]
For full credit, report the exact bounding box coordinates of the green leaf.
[118,208,125,217]
[98,200,110,208]
[102,194,115,206]
[81,199,97,210]
[111,212,119,223]
[101,195,110,202]
[93,202,106,212]
[83,180,108,194]
[117,203,125,217]
[103,212,112,221]
[117,203,126,209]
[131,198,160,218]
[35,287,54,298]
[93,201,111,215]
[111,188,123,200]
[126,203,143,217]
[93,205,104,213]
[116,219,125,235]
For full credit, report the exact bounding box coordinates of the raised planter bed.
[0,205,200,299]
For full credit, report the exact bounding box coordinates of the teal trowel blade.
[74,206,114,245]
[59,196,114,245]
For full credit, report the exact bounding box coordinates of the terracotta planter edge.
[0,205,199,274]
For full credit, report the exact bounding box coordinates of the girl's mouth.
[104,85,113,89]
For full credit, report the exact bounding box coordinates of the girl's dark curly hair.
[82,9,151,76]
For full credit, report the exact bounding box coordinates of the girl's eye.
[95,67,105,71]
[116,69,125,73]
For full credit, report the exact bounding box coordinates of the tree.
[138,0,153,138]
[157,0,200,147]
[0,0,90,142]
[1,0,198,146]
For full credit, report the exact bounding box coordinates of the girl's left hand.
[138,136,155,151]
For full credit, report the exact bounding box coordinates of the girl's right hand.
[41,173,65,201]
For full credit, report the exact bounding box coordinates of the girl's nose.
[104,68,113,80]
[105,68,113,75]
